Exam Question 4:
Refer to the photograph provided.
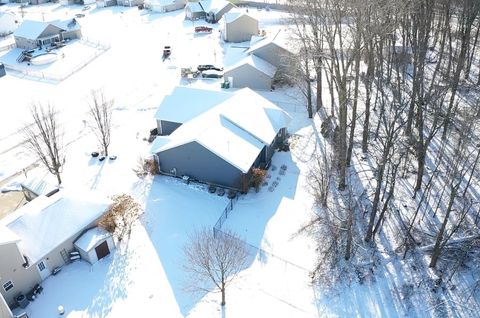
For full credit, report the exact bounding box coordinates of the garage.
[74,227,115,264]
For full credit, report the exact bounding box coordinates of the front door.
[37,260,50,280]
[95,241,110,260]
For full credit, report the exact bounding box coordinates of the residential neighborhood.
[0,0,480,318]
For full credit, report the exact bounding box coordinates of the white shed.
[223,12,258,43]
[74,227,115,264]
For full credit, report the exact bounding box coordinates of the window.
[38,261,46,271]
[3,280,13,292]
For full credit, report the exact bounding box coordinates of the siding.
[14,36,37,49]
[225,64,272,90]
[37,24,63,39]
[252,44,291,71]
[224,16,258,43]
[0,243,41,305]
[157,141,245,189]
[157,120,182,136]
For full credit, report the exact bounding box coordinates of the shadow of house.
[0,190,111,308]
[151,86,291,191]
[14,19,82,50]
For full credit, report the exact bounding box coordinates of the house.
[117,0,143,6]
[13,19,82,50]
[246,34,294,72]
[154,86,232,135]
[222,11,258,43]
[185,1,205,20]
[0,190,112,306]
[185,0,234,23]
[0,12,19,36]
[224,54,276,90]
[0,293,13,318]
[96,0,117,7]
[151,87,291,190]
[144,0,186,12]
[20,169,58,202]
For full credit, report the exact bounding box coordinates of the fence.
[213,194,239,236]
[3,38,110,83]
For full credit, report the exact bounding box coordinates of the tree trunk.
[346,40,361,166]
[316,64,323,113]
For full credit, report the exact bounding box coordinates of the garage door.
[95,241,110,260]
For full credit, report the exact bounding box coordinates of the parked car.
[195,26,213,33]
[75,13,85,18]
[197,64,223,72]
[202,70,223,79]
[82,5,91,11]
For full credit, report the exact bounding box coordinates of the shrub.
[98,194,141,241]
[250,168,267,192]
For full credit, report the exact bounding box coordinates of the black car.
[202,70,223,79]
[197,64,223,72]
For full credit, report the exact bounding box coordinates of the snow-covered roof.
[224,54,277,78]
[21,169,58,196]
[13,20,49,39]
[223,11,256,24]
[185,1,203,12]
[74,227,111,252]
[1,190,111,264]
[51,19,81,32]
[200,0,232,14]
[246,34,293,55]
[13,19,78,40]
[0,226,21,246]
[153,87,291,173]
[154,86,231,124]
[150,135,171,154]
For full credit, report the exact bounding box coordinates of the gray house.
[0,292,13,318]
[118,0,144,6]
[224,54,277,90]
[0,190,112,307]
[246,35,294,72]
[223,11,258,43]
[151,87,291,190]
[185,0,234,23]
[14,19,81,50]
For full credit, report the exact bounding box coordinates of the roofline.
[225,58,276,78]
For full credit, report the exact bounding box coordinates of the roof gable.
[13,20,49,39]
[225,54,277,78]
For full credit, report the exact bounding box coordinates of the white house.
[222,11,258,43]
[145,0,186,12]
[185,0,234,23]
[246,34,295,71]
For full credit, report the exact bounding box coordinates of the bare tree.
[183,228,249,306]
[23,103,64,185]
[88,89,113,156]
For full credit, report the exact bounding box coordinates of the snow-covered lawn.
[0,39,109,82]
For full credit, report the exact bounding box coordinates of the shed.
[74,227,115,264]
[223,12,258,43]
[224,55,276,90]
[0,12,19,36]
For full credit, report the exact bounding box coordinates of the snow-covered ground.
[4,2,476,318]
